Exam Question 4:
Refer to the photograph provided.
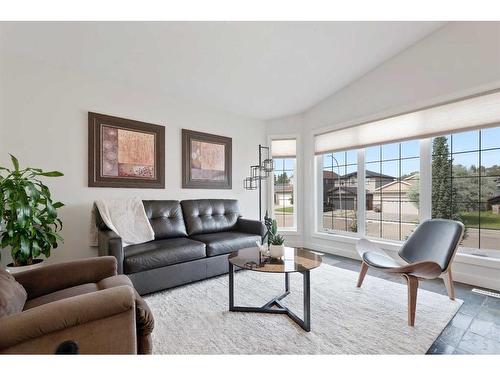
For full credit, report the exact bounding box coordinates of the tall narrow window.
[271,139,297,230]
[365,140,420,241]
[432,127,500,251]
[320,149,358,233]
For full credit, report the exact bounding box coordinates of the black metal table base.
[228,263,311,332]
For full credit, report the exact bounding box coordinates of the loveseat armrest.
[0,285,136,354]
[14,256,118,300]
[98,229,124,274]
[237,218,266,239]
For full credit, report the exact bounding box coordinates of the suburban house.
[274,183,294,206]
[325,186,374,210]
[372,174,419,217]
[322,170,340,205]
[324,170,398,211]
[343,170,396,191]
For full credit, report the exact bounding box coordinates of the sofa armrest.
[14,256,117,300]
[98,229,124,274]
[0,285,135,351]
[237,218,266,239]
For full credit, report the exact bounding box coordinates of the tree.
[408,180,419,208]
[275,172,290,184]
[431,137,466,232]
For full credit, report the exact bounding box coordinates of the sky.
[322,127,500,178]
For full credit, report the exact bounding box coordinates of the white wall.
[267,22,500,290]
[0,53,266,266]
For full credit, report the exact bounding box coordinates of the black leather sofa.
[96,199,265,295]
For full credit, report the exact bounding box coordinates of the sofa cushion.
[23,275,133,310]
[0,268,28,318]
[124,238,206,274]
[191,231,261,257]
[181,199,241,236]
[143,200,187,239]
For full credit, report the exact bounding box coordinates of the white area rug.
[145,264,462,354]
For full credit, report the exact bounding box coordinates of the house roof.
[342,170,395,180]
[374,179,412,192]
[403,172,419,181]
[489,196,500,204]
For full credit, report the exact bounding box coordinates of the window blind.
[314,90,500,154]
[272,139,296,157]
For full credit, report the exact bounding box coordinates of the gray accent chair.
[356,219,464,326]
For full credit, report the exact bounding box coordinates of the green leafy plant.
[267,218,278,246]
[270,233,285,246]
[267,218,285,245]
[0,154,64,266]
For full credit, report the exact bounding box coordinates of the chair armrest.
[14,256,117,299]
[98,229,124,274]
[237,218,266,238]
[0,285,135,350]
[356,238,389,259]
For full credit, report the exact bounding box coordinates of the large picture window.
[365,140,420,241]
[432,128,500,251]
[314,91,500,258]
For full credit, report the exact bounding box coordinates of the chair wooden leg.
[403,274,419,327]
[357,262,369,288]
[443,269,455,300]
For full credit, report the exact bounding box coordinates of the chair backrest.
[398,219,464,271]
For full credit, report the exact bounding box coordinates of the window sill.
[312,230,402,251]
[311,230,500,270]
[278,228,299,235]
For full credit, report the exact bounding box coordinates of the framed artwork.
[88,112,165,188]
[182,129,232,189]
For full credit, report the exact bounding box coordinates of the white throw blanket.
[90,198,155,247]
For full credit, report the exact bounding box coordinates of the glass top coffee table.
[228,247,322,332]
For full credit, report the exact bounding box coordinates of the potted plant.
[269,233,285,259]
[0,154,64,273]
[268,219,285,258]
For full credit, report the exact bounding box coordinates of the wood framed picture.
[182,129,232,189]
[88,112,165,188]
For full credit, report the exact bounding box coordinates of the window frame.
[269,135,300,234]
[315,132,500,257]
[316,140,429,240]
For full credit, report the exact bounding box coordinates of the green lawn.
[275,206,294,213]
[461,211,500,229]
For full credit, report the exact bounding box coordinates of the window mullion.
[357,149,366,235]
[419,138,432,221]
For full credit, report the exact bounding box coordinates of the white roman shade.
[272,139,296,157]
[314,90,500,154]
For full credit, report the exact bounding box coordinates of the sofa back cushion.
[181,199,240,236]
[142,200,187,240]
[0,267,27,318]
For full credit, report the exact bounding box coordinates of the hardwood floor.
[320,252,500,354]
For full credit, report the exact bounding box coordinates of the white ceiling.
[0,22,445,120]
